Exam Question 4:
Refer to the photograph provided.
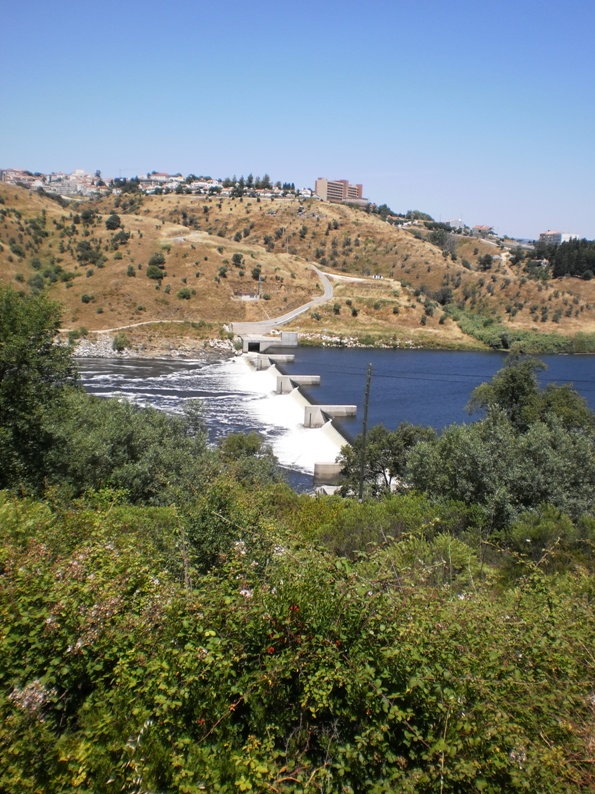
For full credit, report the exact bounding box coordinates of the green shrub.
[112,332,130,351]
[146,265,165,280]
[105,212,121,230]
[148,252,166,267]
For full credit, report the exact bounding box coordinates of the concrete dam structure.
[240,342,357,483]
[276,374,321,394]
[304,404,357,428]
[240,331,298,354]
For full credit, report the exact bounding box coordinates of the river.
[77,349,595,490]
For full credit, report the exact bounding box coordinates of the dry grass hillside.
[2,184,595,351]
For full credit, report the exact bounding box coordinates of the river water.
[77,349,595,490]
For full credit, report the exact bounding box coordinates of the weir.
[277,374,321,394]
[254,354,295,371]
[241,344,355,484]
[304,404,357,428]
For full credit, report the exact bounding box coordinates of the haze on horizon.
[1,0,594,241]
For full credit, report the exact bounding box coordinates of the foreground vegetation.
[1,285,594,791]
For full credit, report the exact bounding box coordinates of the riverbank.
[72,333,237,361]
[67,323,595,362]
[297,328,595,354]
[296,331,485,351]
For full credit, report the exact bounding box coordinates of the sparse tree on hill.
[105,213,121,230]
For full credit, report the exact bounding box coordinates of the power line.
[358,363,372,501]
[282,363,595,388]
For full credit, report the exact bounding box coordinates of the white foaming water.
[78,355,348,476]
[211,356,348,473]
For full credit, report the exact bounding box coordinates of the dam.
[238,333,357,483]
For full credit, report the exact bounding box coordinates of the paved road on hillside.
[230,266,334,336]
[61,266,336,336]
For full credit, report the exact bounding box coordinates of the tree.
[148,252,166,267]
[338,422,436,497]
[401,358,595,528]
[408,407,595,528]
[0,285,78,490]
[45,391,209,504]
[105,213,121,230]
[115,177,140,194]
[146,265,165,280]
[219,432,281,487]
[478,253,493,270]
[468,355,595,434]
[112,332,130,352]
[80,208,96,225]
[467,355,544,432]
[406,209,434,221]
[536,383,595,431]
[429,228,457,256]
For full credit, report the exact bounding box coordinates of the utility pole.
[358,363,373,501]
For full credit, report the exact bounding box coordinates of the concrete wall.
[242,334,298,353]
[304,404,357,428]
[313,462,343,483]
[277,375,321,394]
[252,354,296,370]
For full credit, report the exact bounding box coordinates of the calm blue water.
[77,349,595,490]
[276,348,595,440]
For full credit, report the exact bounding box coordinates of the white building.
[539,230,579,244]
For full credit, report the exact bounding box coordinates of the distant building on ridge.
[539,230,579,244]
[472,224,495,237]
[314,178,366,205]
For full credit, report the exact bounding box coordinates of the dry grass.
[2,185,595,348]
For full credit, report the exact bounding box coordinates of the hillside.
[2,184,595,352]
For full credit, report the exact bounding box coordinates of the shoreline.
[70,329,595,361]
[72,334,237,362]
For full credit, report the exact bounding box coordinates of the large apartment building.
[315,178,365,204]
[539,230,578,245]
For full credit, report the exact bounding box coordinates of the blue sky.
[2,0,594,239]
